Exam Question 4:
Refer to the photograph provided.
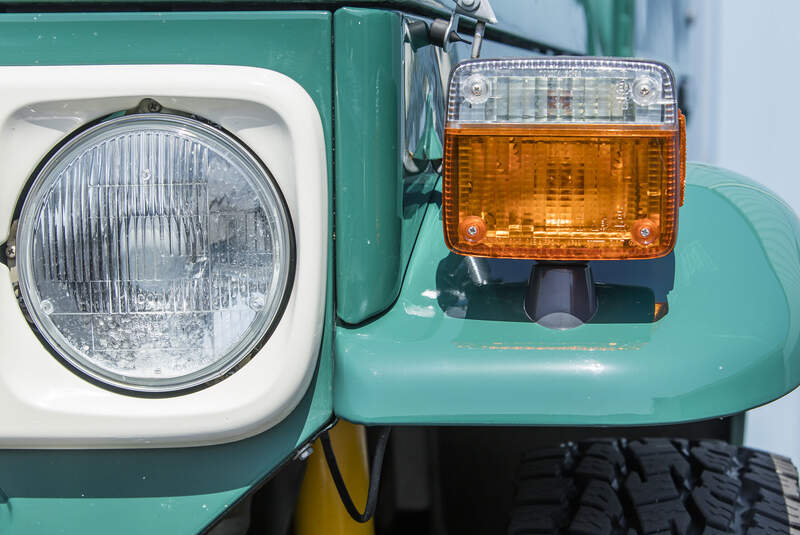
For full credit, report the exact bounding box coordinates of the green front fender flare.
[334,163,800,426]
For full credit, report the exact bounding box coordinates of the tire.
[508,438,800,534]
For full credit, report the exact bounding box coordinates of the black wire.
[320,426,392,523]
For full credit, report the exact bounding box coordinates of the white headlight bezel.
[0,65,327,448]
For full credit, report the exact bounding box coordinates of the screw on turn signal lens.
[631,218,659,246]
[459,216,487,243]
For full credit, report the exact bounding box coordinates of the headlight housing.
[15,113,294,392]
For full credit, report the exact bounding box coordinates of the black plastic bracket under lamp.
[524,263,598,329]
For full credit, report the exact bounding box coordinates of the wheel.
[508,438,800,534]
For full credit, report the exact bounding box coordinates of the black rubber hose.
[320,426,392,523]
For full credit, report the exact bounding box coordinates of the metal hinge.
[429,0,498,58]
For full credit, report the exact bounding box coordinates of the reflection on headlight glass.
[16,115,292,391]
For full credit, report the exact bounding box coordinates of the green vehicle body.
[0,10,335,534]
[0,1,797,534]
[336,165,800,426]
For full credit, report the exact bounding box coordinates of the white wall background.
[681,0,800,462]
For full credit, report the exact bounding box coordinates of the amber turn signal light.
[443,58,686,260]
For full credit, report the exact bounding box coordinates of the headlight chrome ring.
[13,112,294,393]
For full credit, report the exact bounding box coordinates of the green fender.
[334,163,800,425]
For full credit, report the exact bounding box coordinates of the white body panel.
[0,65,327,448]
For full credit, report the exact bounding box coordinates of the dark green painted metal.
[415,93,443,161]
[334,163,800,426]
[0,11,333,534]
[0,364,331,534]
[334,7,549,325]
[582,0,635,56]
[0,1,584,55]
[4,0,449,6]
[334,8,405,324]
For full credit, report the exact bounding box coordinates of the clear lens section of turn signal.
[449,58,677,126]
[15,114,293,392]
[443,57,684,260]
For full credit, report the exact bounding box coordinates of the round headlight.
[15,114,294,392]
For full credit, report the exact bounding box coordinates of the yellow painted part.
[293,421,375,535]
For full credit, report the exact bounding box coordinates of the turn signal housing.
[443,58,686,260]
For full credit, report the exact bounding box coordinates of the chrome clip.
[429,0,498,58]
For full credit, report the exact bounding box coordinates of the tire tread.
[508,439,800,534]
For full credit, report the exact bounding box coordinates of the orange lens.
[443,124,681,260]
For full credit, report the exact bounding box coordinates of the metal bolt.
[639,85,651,97]
[471,83,483,97]
[467,225,479,236]
[640,227,651,238]
[5,245,15,259]
[138,98,162,114]
[295,444,314,462]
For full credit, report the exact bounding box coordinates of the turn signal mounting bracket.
[429,0,498,58]
[524,262,598,329]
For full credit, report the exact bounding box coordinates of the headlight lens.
[15,114,293,392]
